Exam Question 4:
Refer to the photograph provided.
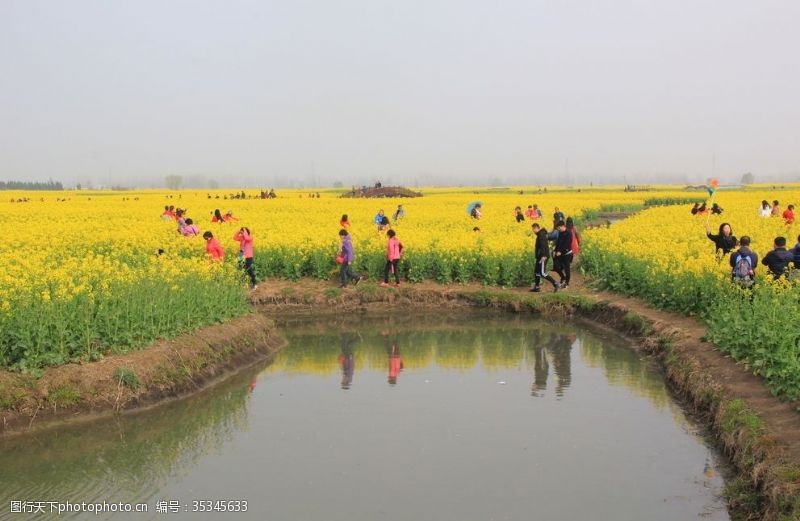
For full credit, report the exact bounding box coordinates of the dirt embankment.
[0,313,284,436]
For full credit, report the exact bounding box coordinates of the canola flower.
[0,185,784,371]
[581,188,800,399]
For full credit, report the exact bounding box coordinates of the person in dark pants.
[338,229,363,288]
[380,229,403,287]
[551,220,574,289]
[761,236,794,279]
[530,223,559,292]
[233,227,257,289]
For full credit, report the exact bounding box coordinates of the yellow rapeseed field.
[1,185,795,372]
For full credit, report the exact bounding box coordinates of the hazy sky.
[1,0,799,187]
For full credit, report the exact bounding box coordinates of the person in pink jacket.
[233,227,257,289]
[380,229,403,287]
[181,218,200,237]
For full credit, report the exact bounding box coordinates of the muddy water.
[0,312,729,521]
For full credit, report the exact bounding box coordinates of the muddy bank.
[0,313,285,436]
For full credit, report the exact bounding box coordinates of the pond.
[0,312,729,520]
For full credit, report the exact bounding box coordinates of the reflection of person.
[339,334,357,390]
[550,333,574,397]
[529,330,549,397]
[388,342,403,385]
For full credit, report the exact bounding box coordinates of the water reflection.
[338,333,357,390]
[272,315,650,402]
[0,312,725,521]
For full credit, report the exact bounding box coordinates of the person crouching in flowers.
[203,231,224,262]
[181,218,200,236]
[233,227,257,289]
[337,229,363,288]
[380,229,403,287]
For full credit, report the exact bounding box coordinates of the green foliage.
[47,385,81,408]
[113,367,141,390]
[0,271,249,370]
[583,239,800,400]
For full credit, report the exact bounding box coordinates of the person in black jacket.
[551,220,574,289]
[530,223,559,292]
[762,236,794,279]
[705,222,737,259]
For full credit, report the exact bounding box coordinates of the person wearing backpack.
[728,236,758,286]
[380,229,403,287]
[530,223,559,292]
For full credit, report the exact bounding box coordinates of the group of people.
[696,199,796,225]
[705,222,800,284]
[690,202,724,215]
[373,205,405,231]
[530,217,581,292]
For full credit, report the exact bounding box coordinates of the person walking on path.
[565,216,581,257]
[233,227,257,289]
[338,229,363,288]
[552,220,574,289]
[530,223,559,292]
[380,229,403,287]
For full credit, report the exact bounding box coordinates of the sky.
[1,0,799,188]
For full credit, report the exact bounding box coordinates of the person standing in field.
[530,223,559,292]
[783,204,795,225]
[552,207,565,229]
[705,222,737,258]
[392,204,405,221]
[771,200,782,217]
[233,227,257,289]
[380,229,403,287]
[792,234,800,269]
[514,206,525,223]
[338,229,363,288]
[340,214,351,228]
[203,231,225,261]
[762,236,794,279]
[729,236,757,287]
[759,200,772,218]
[552,220,574,289]
[565,216,581,258]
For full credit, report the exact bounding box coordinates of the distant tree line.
[0,180,64,190]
